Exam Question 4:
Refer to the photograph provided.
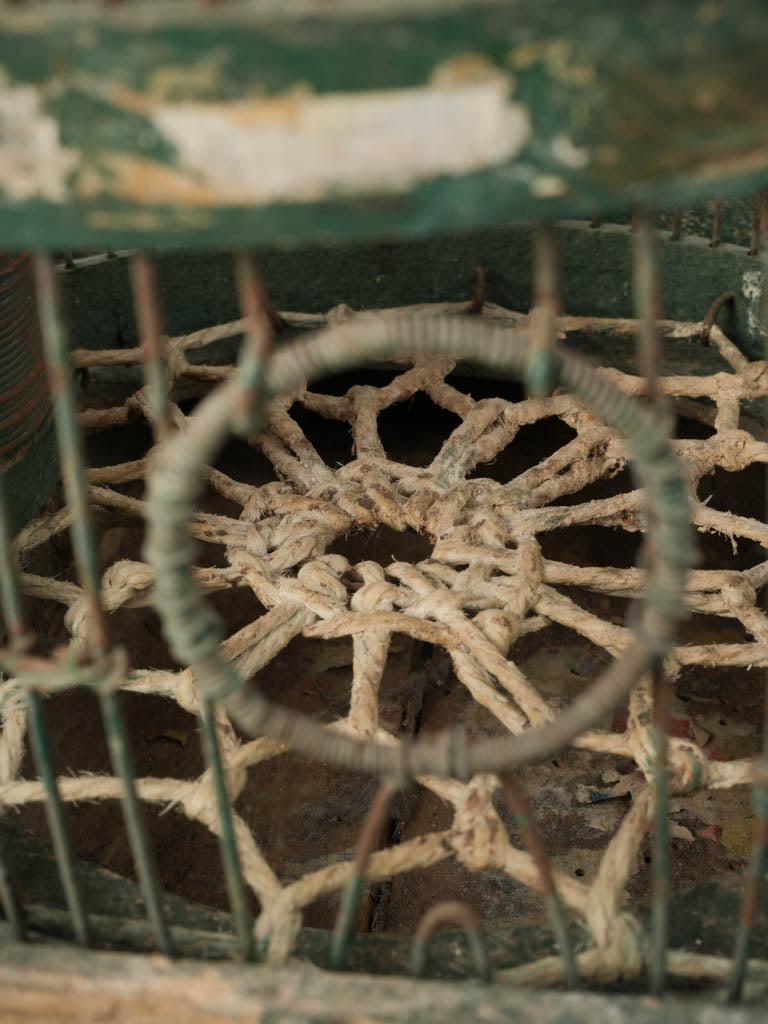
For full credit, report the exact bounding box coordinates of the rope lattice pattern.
[1,299,767,983]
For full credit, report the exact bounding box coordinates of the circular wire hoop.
[145,313,694,781]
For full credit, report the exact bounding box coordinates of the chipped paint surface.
[142,69,530,206]
[551,134,590,170]
[1,3,768,245]
[0,54,533,210]
[742,269,764,335]
[0,71,78,202]
[530,174,568,198]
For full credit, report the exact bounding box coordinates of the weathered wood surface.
[3,925,768,1024]
[4,819,768,980]
[1,1,768,245]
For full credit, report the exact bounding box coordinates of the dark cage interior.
[2,4,768,1023]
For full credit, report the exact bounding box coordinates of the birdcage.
[2,3,768,1021]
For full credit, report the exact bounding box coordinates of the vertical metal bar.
[710,201,722,248]
[761,193,768,246]
[649,663,670,996]
[728,726,768,1002]
[330,781,396,969]
[100,690,173,955]
[198,255,274,957]
[0,475,26,648]
[749,193,761,256]
[0,826,25,941]
[33,253,109,658]
[467,266,487,315]
[632,209,663,404]
[131,251,259,958]
[500,774,579,988]
[632,211,669,992]
[0,474,26,939]
[26,688,91,945]
[527,225,559,398]
[33,252,171,953]
[199,698,255,960]
[187,253,277,956]
[727,260,768,1002]
[131,254,170,442]
[231,252,274,435]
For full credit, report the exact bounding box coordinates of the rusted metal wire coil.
[0,253,50,463]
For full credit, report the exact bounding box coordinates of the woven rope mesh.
[2,296,767,983]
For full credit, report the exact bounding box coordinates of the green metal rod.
[33,252,171,954]
[727,787,768,1002]
[633,210,670,996]
[330,781,397,970]
[25,689,90,946]
[0,476,26,647]
[130,254,170,441]
[500,774,578,989]
[32,253,109,658]
[0,813,25,941]
[198,697,255,961]
[100,691,173,957]
[649,666,670,997]
[526,224,559,398]
[146,313,694,779]
[0,475,28,938]
[633,209,663,403]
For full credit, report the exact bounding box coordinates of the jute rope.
[1,299,766,980]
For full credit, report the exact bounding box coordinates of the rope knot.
[450,776,500,870]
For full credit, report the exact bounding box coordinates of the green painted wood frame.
[0,1,768,247]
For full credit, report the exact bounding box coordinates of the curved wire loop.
[329,781,399,970]
[500,774,579,988]
[145,314,694,779]
[408,900,491,982]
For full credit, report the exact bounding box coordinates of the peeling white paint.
[150,70,530,205]
[529,174,568,198]
[551,134,589,170]
[742,268,764,335]
[0,74,79,202]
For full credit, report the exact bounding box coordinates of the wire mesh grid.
[0,220,767,1001]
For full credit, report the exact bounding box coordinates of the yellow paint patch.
[430,53,506,86]
[71,57,229,115]
[148,59,226,104]
[87,209,166,231]
[721,815,754,858]
[223,90,308,129]
[80,154,225,206]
